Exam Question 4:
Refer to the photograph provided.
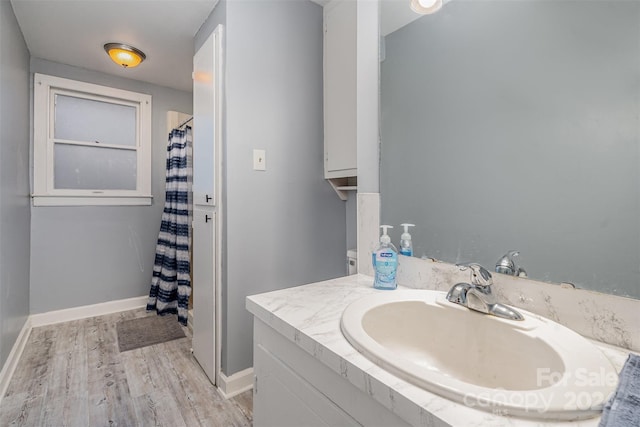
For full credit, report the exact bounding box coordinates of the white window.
[33,73,152,206]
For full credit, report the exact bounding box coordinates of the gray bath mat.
[117,315,186,352]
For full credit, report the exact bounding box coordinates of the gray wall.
[29,59,192,314]
[346,192,357,251]
[380,1,640,298]
[0,0,31,367]
[197,0,346,376]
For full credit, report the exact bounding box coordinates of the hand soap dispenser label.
[374,225,398,290]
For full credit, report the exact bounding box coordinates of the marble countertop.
[246,274,632,427]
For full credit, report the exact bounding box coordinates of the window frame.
[33,73,153,206]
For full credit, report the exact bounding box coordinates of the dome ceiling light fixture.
[103,43,146,68]
[410,0,443,15]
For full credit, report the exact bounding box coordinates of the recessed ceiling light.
[410,0,443,15]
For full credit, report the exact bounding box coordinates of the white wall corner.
[0,318,32,404]
[217,367,254,399]
[355,0,380,193]
[357,193,380,276]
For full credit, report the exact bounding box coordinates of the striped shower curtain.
[147,126,192,325]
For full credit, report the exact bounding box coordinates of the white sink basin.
[340,290,618,420]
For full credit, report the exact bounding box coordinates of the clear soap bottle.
[399,223,415,256]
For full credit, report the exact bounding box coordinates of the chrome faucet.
[446,263,524,321]
[495,250,527,277]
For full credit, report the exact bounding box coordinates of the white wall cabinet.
[192,209,216,382]
[191,26,223,386]
[324,0,357,181]
[193,26,216,207]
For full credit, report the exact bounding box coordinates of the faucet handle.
[495,250,519,275]
[495,251,528,278]
[459,263,493,287]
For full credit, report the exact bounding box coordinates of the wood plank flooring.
[0,309,252,427]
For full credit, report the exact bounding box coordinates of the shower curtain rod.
[176,116,193,130]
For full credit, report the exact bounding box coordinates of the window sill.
[32,195,153,207]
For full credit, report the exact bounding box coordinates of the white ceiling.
[10,0,218,92]
[10,0,440,93]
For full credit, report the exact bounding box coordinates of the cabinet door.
[254,344,359,427]
[193,30,216,206]
[192,209,216,383]
[324,0,357,178]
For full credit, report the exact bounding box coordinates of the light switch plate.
[253,149,266,171]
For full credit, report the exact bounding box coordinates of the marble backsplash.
[357,193,640,352]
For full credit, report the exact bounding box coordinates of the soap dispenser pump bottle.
[399,223,415,256]
[373,225,398,290]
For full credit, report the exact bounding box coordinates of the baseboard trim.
[217,367,254,399]
[30,295,148,327]
[0,318,32,404]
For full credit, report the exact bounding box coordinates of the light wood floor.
[0,308,252,427]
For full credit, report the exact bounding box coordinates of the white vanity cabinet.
[323,0,357,180]
[248,274,631,427]
[252,319,410,427]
